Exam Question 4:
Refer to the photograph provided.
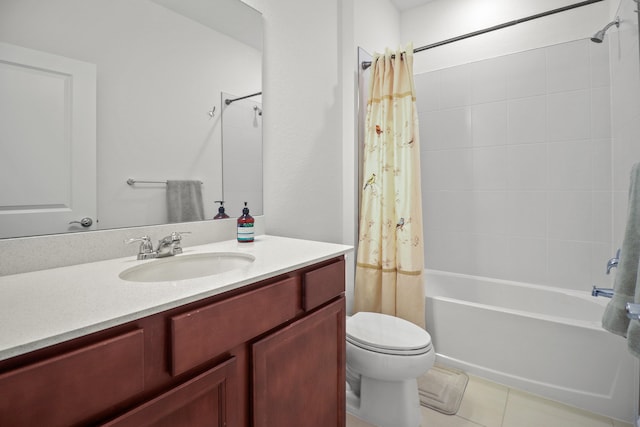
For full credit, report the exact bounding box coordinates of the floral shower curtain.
[354,44,425,328]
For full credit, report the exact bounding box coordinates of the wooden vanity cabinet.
[102,357,238,427]
[0,256,345,427]
[253,298,345,427]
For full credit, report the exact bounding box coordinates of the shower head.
[591,17,619,43]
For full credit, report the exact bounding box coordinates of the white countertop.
[0,235,352,361]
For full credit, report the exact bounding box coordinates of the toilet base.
[346,376,422,427]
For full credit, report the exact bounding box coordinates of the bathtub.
[424,269,638,423]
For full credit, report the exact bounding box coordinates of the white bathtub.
[424,269,638,423]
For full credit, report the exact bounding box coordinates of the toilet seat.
[347,312,432,356]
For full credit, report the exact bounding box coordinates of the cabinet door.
[102,357,237,427]
[253,298,345,427]
[0,330,144,427]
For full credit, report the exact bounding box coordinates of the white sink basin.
[119,252,255,283]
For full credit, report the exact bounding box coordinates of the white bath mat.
[418,363,469,415]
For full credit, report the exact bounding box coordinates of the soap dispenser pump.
[213,200,229,219]
[237,202,254,242]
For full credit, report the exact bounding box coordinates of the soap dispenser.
[213,200,229,219]
[237,202,254,242]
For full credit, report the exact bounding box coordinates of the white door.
[0,42,96,238]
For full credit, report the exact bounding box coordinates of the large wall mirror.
[0,0,262,239]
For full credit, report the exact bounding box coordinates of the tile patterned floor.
[346,375,634,427]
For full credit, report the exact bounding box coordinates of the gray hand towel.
[602,163,640,341]
[166,180,204,223]
[627,278,640,357]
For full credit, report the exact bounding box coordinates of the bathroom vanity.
[0,236,350,426]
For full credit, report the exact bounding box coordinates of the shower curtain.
[354,44,425,328]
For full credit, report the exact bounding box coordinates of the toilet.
[346,312,435,427]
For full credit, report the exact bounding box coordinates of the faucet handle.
[606,248,621,274]
[159,231,190,244]
[156,232,191,257]
[626,303,640,320]
[124,236,156,260]
[172,231,191,241]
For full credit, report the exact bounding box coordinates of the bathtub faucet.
[592,286,614,298]
[606,249,621,274]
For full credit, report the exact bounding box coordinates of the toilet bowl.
[346,312,435,427]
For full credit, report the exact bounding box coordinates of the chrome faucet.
[125,235,157,260]
[125,232,190,260]
[606,249,621,274]
[592,286,614,298]
[156,232,189,258]
[627,303,640,320]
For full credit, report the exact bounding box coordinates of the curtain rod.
[224,91,262,105]
[361,0,604,70]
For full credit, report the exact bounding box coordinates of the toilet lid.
[347,312,432,356]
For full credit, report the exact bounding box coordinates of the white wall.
[354,0,401,54]
[0,0,261,229]
[249,0,344,244]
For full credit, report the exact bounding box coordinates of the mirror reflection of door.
[0,43,97,238]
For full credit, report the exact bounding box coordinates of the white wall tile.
[546,40,590,93]
[437,64,472,109]
[507,191,547,239]
[613,190,629,246]
[470,234,511,279]
[505,48,546,99]
[588,41,610,88]
[507,144,547,190]
[505,237,548,284]
[547,90,590,141]
[590,86,611,139]
[421,108,472,150]
[424,230,474,274]
[421,149,473,191]
[591,191,612,244]
[508,96,546,144]
[473,147,509,190]
[414,71,440,113]
[417,39,615,293]
[612,122,640,190]
[472,101,508,147]
[441,191,474,233]
[548,191,592,241]
[547,240,594,291]
[469,56,508,104]
[471,191,508,235]
[591,139,612,191]
[547,140,592,190]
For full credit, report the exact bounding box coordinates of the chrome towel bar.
[127,178,203,185]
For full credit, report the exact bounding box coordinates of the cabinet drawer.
[0,329,145,427]
[303,258,345,311]
[102,356,237,427]
[171,277,299,376]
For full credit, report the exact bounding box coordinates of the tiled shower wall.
[417,39,614,291]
